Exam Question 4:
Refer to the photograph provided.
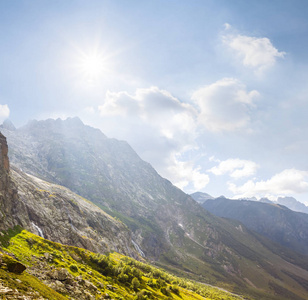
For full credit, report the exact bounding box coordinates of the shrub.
[118,271,129,283]
[69,264,78,272]
[171,285,180,295]
[131,277,140,291]
[160,286,171,296]
[135,289,152,300]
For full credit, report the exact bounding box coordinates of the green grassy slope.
[0,227,244,300]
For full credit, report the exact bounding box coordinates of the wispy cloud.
[228,169,308,199]
[192,78,259,132]
[208,158,259,179]
[223,28,285,74]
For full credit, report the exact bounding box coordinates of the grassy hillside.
[0,227,244,300]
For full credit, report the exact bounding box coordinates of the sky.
[1,0,308,204]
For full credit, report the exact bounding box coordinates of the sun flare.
[81,54,103,77]
[76,49,108,84]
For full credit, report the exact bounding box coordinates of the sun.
[76,50,107,84]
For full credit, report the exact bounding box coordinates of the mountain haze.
[2,118,308,299]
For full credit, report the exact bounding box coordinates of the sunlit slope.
[0,228,242,300]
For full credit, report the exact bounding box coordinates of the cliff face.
[0,132,137,257]
[0,132,24,231]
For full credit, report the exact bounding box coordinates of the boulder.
[7,261,26,274]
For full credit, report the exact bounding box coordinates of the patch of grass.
[1,229,246,300]
[0,225,23,247]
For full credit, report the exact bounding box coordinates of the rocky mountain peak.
[0,119,16,131]
[277,196,308,214]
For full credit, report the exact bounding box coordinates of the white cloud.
[97,87,209,191]
[166,153,210,191]
[0,104,10,123]
[208,158,259,179]
[229,169,308,198]
[192,78,259,132]
[223,33,285,73]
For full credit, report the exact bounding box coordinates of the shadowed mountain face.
[202,197,308,255]
[3,118,308,299]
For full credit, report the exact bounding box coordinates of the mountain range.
[200,196,308,256]
[1,117,308,299]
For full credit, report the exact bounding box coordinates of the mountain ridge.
[2,118,308,299]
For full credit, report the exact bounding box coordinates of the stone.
[57,268,70,281]
[84,291,95,300]
[7,261,26,274]
[84,280,97,292]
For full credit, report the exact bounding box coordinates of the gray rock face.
[0,132,25,231]
[11,167,136,257]
[0,132,136,257]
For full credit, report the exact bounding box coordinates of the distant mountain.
[259,197,273,204]
[239,196,258,201]
[190,191,214,203]
[202,197,308,255]
[277,196,308,214]
[3,118,308,299]
[0,119,16,131]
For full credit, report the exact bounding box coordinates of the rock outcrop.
[0,132,24,231]
[11,167,136,256]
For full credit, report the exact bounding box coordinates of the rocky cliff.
[0,132,24,231]
[0,132,137,257]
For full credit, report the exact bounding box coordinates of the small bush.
[69,264,78,272]
[131,277,140,291]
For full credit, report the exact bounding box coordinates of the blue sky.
[1,0,308,204]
